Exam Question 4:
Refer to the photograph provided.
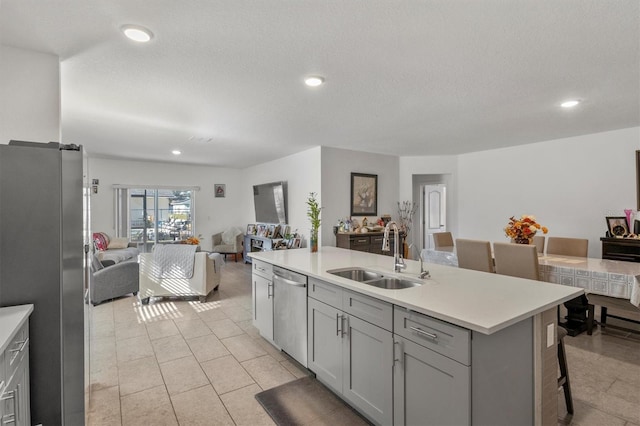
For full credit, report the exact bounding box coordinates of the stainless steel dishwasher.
[272,266,308,367]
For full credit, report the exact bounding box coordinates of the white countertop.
[249,247,583,335]
[0,304,33,352]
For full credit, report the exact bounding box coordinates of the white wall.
[457,127,640,258]
[243,147,322,245]
[321,147,399,247]
[88,157,244,251]
[0,45,60,143]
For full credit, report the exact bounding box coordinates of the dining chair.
[433,232,454,249]
[546,237,588,257]
[455,239,494,273]
[493,242,540,280]
[493,242,574,415]
[532,235,545,254]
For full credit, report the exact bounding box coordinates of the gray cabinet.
[252,260,273,340]
[307,279,393,426]
[393,307,471,426]
[393,335,470,426]
[1,309,31,426]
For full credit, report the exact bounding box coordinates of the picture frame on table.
[246,224,256,235]
[257,224,266,237]
[267,224,276,238]
[350,172,377,216]
[606,216,629,237]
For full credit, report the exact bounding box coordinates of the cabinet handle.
[410,326,438,340]
[14,385,19,423]
[393,340,403,367]
[9,338,28,353]
[341,315,349,338]
[267,282,273,299]
[2,415,16,425]
[336,313,341,336]
[356,239,367,243]
[0,390,14,401]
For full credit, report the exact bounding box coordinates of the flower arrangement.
[306,192,321,252]
[504,215,548,243]
[180,235,201,245]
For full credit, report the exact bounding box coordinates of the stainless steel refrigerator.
[0,141,85,425]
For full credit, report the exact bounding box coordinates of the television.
[253,181,288,224]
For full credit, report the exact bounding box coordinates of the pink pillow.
[93,232,109,251]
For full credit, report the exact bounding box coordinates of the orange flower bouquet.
[504,215,548,244]
[181,235,201,245]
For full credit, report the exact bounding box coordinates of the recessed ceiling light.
[171,150,181,155]
[122,25,154,43]
[560,100,580,108]
[304,76,325,87]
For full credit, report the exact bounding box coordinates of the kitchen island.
[249,247,583,426]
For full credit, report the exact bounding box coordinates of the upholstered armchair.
[211,228,244,262]
[90,254,139,305]
[138,249,223,304]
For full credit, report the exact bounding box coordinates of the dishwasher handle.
[273,275,306,288]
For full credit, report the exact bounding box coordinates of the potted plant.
[306,192,321,252]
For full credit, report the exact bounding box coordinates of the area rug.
[255,376,372,426]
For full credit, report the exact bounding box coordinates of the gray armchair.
[211,228,244,262]
[90,254,139,305]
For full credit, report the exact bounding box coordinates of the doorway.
[422,184,447,250]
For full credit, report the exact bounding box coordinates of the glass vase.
[310,229,318,253]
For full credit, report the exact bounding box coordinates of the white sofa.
[138,251,222,303]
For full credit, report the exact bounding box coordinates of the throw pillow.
[222,228,239,245]
[93,232,109,251]
[108,237,129,249]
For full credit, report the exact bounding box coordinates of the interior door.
[423,184,447,250]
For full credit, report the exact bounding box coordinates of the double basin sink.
[327,267,423,290]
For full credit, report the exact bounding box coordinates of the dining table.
[422,246,640,334]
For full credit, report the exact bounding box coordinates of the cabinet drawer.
[394,306,470,365]
[343,289,393,332]
[308,278,342,308]
[5,322,29,380]
[252,260,273,280]
[350,236,370,248]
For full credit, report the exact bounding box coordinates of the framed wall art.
[606,216,628,237]
[350,172,377,216]
[214,184,226,198]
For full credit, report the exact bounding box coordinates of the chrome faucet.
[382,221,406,273]
[419,257,430,279]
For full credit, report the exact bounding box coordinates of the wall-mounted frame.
[636,150,639,210]
[606,216,629,237]
[215,184,226,198]
[350,172,378,216]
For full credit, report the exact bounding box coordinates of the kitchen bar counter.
[248,247,582,335]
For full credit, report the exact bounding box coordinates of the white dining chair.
[455,239,494,273]
[433,232,454,249]
[546,237,588,257]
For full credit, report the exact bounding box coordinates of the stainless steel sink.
[365,277,423,290]
[328,267,384,282]
[327,267,422,289]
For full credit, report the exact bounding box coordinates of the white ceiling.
[1,0,639,168]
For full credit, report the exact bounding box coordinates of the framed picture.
[214,184,226,198]
[636,150,639,210]
[350,173,377,216]
[267,224,276,238]
[257,224,266,237]
[606,216,629,237]
[246,224,256,235]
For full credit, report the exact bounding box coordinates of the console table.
[601,237,640,262]
[336,231,405,256]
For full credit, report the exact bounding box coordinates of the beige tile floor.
[87,261,640,426]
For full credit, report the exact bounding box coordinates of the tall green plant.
[306,192,321,231]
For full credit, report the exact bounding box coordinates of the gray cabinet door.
[342,315,393,426]
[307,298,343,393]
[394,336,470,426]
[253,274,273,340]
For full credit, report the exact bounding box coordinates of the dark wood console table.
[601,237,640,262]
[336,231,405,256]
